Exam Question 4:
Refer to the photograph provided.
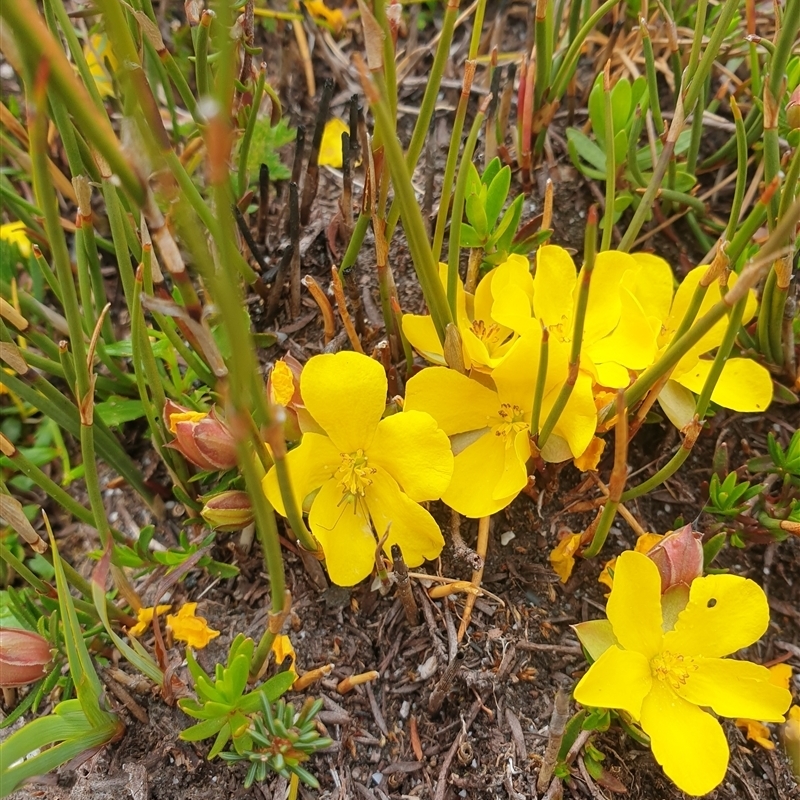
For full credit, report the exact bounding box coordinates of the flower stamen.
[335,449,376,502]
[493,403,529,440]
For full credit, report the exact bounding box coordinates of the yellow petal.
[166,604,220,649]
[318,118,349,167]
[550,532,582,583]
[573,645,652,719]
[262,432,339,516]
[587,288,659,370]
[402,314,446,365]
[677,657,791,721]
[735,718,775,749]
[606,551,663,659]
[768,663,792,690]
[271,634,297,679]
[664,266,756,356]
[442,431,518,517]
[370,411,453,502]
[270,360,296,406]
[405,366,498,435]
[308,479,376,586]
[533,245,577,330]
[581,251,638,344]
[366,468,445,567]
[657,379,697,430]
[128,604,171,637]
[491,332,542,412]
[640,678,729,796]
[491,283,539,337]
[627,252,675,322]
[547,370,598,460]
[593,361,631,389]
[491,254,533,300]
[664,573,770,658]
[674,357,773,412]
[0,221,32,258]
[301,352,386,452]
[574,436,605,472]
[635,533,665,553]
[492,429,531,500]
[305,0,346,34]
[598,557,616,592]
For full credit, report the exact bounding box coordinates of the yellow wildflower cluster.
[403,246,771,517]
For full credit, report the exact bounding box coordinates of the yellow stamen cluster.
[651,650,698,691]
[493,404,528,439]
[335,450,376,501]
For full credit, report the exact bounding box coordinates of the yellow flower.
[403,259,522,372]
[0,221,32,259]
[83,33,118,99]
[305,0,347,35]
[263,352,453,586]
[318,118,349,168]
[166,602,220,649]
[625,256,772,422]
[405,334,596,516]
[127,604,172,637]
[573,551,791,796]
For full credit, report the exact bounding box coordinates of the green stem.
[447,102,487,315]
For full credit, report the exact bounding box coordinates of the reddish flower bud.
[787,85,800,130]
[201,490,254,532]
[647,523,704,593]
[0,628,51,687]
[164,400,238,471]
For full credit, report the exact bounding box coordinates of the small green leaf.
[179,716,227,741]
[566,128,607,174]
[95,397,146,427]
[481,156,502,187]
[459,224,483,249]
[485,165,511,230]
[465,192,488,238]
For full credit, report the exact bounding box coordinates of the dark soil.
[4,4,800,800]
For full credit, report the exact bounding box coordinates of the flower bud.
[201,490,254,532]
[787,86,800,130]
[647,523,704,593]
[164,400,238,471]
[267,356,310,440]
[0,628,51,687]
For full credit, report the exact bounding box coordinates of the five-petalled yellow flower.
[263,351,453,586]
[573,551,791,796]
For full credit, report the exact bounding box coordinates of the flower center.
[471,319,504,349]
[493,404,529,440]
[335,449,376,503]
[650,650,699,691]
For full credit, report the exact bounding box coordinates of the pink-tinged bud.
[0,628,51,687]
[647,523,704,593]
[201,490,254,532]
[163,401,238,471]
[787,86,800,130]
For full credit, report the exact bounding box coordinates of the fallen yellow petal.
[318,118,349,168]
[127,604,171,637]
[735,718,775,750]
[305,0,347,35]
[574,436,605,472]
[271,634,298,679]
[550,532,583,583]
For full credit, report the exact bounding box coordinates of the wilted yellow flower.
[550,532,583,583]
[0,221,32,259]
[127,604,172,637]
[166,603,220,649]
[271,634,297,681]
[305,0,347,35]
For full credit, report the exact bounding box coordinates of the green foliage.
[219,694,332,789]
[704,472,764,518]
[244,116,295,182]
[179,634,296,759]
[459,157,550,269]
